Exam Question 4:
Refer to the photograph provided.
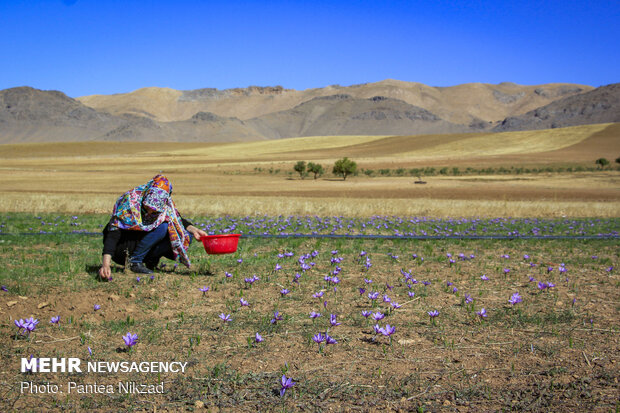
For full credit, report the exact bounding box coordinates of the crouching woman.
[98,174,207,280]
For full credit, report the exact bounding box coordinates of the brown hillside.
[76,80,592,124]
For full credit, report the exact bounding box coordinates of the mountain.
[77,80,593,125]
[494,83,620,131]
[0,80,616,144]
[247,94,468,138]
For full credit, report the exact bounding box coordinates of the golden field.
[0,123,619,217]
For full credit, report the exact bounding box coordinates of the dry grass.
[0,124,618,217]
[1,192,618,218]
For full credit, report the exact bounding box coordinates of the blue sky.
[1,0,618,97]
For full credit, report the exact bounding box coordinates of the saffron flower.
[503,268,511,274]
[312,332,325,344]
[219,313,232,323]
[312,291,324,298]
[240,298,249,307]
[428,310,440,318]
[371,312,385,321]
[377,324,396,337]
[481,274,489,281]
[325,335,337,345]
[280,375,295,397]
[274,263,282,271]
[361,310,371,318]
[477,308,488,318]
[199,286,210,295]
[364,278,373,284]
[225,271,233,278]
[464,294,473,304]
[280,288,290,296]
[359,287,366,295]
[122,332,138,347]
[509,292,522,305]
[50,316,60,324]
[368,292,379,300]
[407,291,415,298]
[1,285,7,292]
[270,311,283,324]
[329,314,341,327]
[383,294,391,303]
[93,304,101,311]
[391,302,402,309]
[309,311,321,319]
[255,333,264,343]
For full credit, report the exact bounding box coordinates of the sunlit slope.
[161,123,615,161]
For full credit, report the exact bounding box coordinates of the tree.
[595,158,609,169]
[332,157,357,180]
[307,162,324,179]
[293,161,306,179]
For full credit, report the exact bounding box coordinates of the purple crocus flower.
[364,278,373,284]
[371,312,385,321]
[407,291,415,298]
[361,310,371,318]
[122,332,138,347]
[309,311,321,319]
[509,292,522,305]
[382,294,391,303]
[422,281,431,286]
[50,316,60,324]
[93,304,101,311]
[88,347,93,356]
[219,313,232,323]
[391,302,402,309]
[136,276,141,283]
[274,263,282,271]
[359,287,366,295]
[452,287,458,293]
[255,333,264,343]
[427,310,440,318]
[368,292,379,300]
[280,288,290,296]
[270,311,283,324]
[329,314,341,327]
[199,286,210,294]
[240,298,249,306]
[325,335,337,345]
[312,291,324,298]
[280,375,295,397]
[312,332,325,344]
[464,294,473,304]
[1,285,8,292]
[225,271,233,278]
[378,324,396,337]
[477,308,488,318]
[480,274,489,281]
[503,268,510,274]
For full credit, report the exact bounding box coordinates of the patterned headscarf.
[110,174,190,267]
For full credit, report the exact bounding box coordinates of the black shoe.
[130,262,154,274]
[144,258,160,271]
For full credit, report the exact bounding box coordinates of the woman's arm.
[186,224,208,240]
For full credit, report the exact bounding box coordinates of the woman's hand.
[187,225,208,240]
[99,254,112,281]
[98,265,112,280]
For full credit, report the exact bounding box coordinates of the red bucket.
[199,234,241,254]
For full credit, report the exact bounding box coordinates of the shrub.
[595,158,609,169]
[293,161,307,179]
[307,162,324,179]
[332,157,357,180]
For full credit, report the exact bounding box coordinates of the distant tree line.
[281,157,620,179]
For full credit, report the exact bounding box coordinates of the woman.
[98,174,207,280]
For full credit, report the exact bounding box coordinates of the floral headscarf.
[110,174,190,267]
